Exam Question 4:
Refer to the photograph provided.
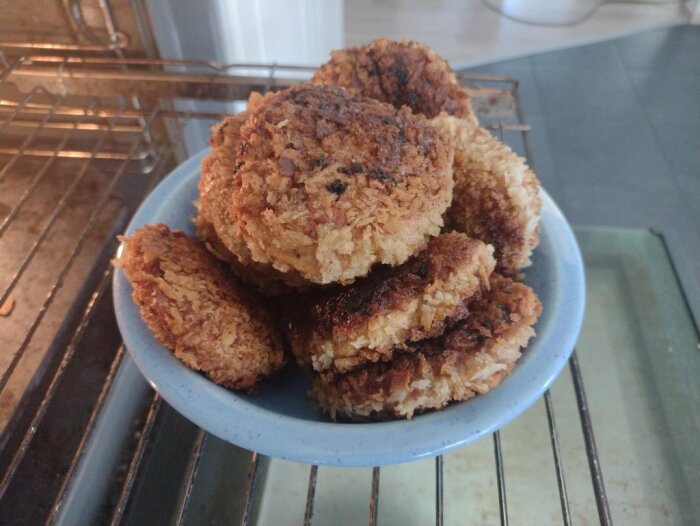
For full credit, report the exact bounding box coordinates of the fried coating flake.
[311,38,476,123]
[435,115,542,273]
[195,112,309,295]
[310,273,541,420]
[196,112,250,264]
[114,224,287,392]
[230,85,454,285]
[286,233,495,373]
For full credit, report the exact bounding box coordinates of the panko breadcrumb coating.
[196,112,250,264]
[195,112,309,294]
[230,85,454,285]
[311,38,476,123]
[434,115,541,273]
[114,224,287,392]
[286,233,495,373]
[311,273,541,420]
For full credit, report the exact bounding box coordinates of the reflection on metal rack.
[544,389,574,526]
[435,455,444,526]
[570,353,613,526]
[0,52,611,525]
[304,465,319,526]
[109,393,163,525]
[173,429,207,525]
[493,430,509,526]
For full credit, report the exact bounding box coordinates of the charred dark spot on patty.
[350,162,364,174]
[368,171,395,182]
[391,63,409,85]
[326,179,349,195]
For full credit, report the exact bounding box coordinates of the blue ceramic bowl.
[113,149,585,467]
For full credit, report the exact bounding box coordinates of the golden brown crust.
[113,224,287,392]
[435,115,541,274]
[230,85,454,284]
[310,273,542,420]
[196,113,249,265]
[311,38,476,123]
[285,233,495,373]
[196,112,310,295]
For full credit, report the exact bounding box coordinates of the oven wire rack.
[0,52,612,525]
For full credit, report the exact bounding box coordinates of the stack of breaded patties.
[285,234,541,420]
[311,38,542,275]
[118,38,543,417]
[196,84,454,291]
[290,39,542,419]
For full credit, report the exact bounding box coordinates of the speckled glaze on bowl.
[113,148,585,467]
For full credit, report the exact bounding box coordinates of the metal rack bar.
[570,352,613,526]
[0,98,141,119]
[0,81,183,516]
[303,465,319,526]
[22,55,315,72]
[511,81,536,171]
[98,0,124,50]
[0,119,140,132]
[109,393,163,526]
[544,390,573,526]
[4,63,528,107]
[457,72,518,85]
[0,106,161,396]
[0,88,45,133]
[103,14,158,177]
[510,76,578,526]
[0,100,95,236]
[7,66,305,100]
[0,42,123,52]
[0,95,64,184]
[435,456,444,526]
[0,147,152,161]
[0,265,115,497]
[46,344,127,522]
[493,431,509,526]
[0,105,124,309]
[0,56,24,83]
[265,63,278,94]
[174,430,207,526]
[240,453,262,526]
[369,467,380,526]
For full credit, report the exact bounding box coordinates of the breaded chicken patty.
[114,224,287,392]
[196,112,250,264]
[286,233,495,373]
[196,112,310,294]
[311,38,476,123]
[230,85,454,285]
[435,115,541,273]
[310,274,541,420]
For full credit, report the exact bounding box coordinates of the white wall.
[209,0,343,65]
[147,0,343,65]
